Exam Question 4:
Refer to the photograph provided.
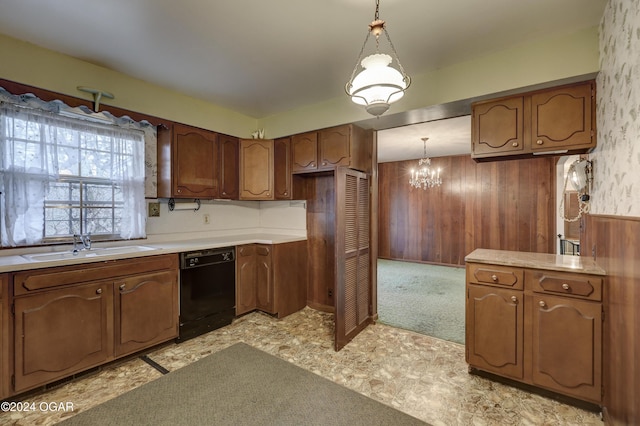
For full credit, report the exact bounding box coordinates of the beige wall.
[1,26,599,138]
[0,34,257,137]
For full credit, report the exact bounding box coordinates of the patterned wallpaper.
[591,0,640,216]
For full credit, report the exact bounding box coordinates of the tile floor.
[1,308,602,425]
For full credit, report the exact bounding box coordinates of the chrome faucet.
[73,233,92,253]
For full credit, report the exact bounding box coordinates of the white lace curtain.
[0,88,151,247]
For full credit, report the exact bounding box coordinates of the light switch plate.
[148,202,160,217]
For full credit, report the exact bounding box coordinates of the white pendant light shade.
[345,0,410,117]
[348,54,407,116]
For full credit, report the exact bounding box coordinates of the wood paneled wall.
[378,155,556,265]
[583,214,640,425]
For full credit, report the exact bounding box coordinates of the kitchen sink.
[21,245,158,262]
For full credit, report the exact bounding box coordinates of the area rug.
[60,343,427,426]
[377,259,465,344]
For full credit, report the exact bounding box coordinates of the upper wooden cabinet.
[472,81,596,160]
[291,124,372,174]
[158,123,219,198]
[218,134,240,199]
[274,137,292,200]
[239,139,274,200]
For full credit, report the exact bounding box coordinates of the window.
[0,104,146,247]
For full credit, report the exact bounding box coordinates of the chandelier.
[345,0,411,117]
[409,138,442,189]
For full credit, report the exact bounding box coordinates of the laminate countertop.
[0,233,307,273]
[464,248,606,276]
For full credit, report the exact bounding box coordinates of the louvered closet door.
[335,167,372,351]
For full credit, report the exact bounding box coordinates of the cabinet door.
[239,139,274,200]
[173,124,219,198]
[219,134,239,199]
[236,245,257,315]
[531,83,594,151]
[114,270,178,357]
[291,132,318,173]
[274,137,292,199]
[532,294,602,402]
[335,169,372,351]
[319,125,350,170]
[472,97,524,157]
[466,284,524,379]
[255,244,274,313]
[14,281,114,393]
[0,274,7,399]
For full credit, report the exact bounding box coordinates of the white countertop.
[0,233,307,273]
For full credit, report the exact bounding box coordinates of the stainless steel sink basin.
[21,245,158,262]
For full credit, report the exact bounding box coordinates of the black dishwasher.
[178,247,235,342]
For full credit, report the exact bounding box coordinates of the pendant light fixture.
[345,0,411,117]
[409,138,442,190]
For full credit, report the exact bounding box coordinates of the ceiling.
[0,0,606,160]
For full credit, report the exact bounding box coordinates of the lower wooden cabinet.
[531,293,602,402]
[466,255,604,404]
[11,255,178,394]
[13,281,114,393]
[0,274,10,400]
[115,270,178,357]
[466,285,524,380]
[236,241,307,318]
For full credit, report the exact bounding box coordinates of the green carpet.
[377,259,465,344]
[60,343,427,426]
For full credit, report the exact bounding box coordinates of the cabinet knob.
[536,139,543,145]
[511,296,518,303]
[539,300,546,308]
[311,162,315,167]
[266,192,270,196]
[322,162,327,166]
[177,189,182,193]
[96,288,103,294]
[562,283,570,290]
[512,142,519,147]
[119,283,126,291]
[491,274,498,282]
[222,191,226,195]
[283,192,288,195]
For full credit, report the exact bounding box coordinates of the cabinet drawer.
[467,263,524,290]
[527,270,602,301]
[13,254,178,295]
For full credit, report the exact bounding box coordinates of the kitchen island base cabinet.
[11,255,178,395]
[465,250,605,405]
